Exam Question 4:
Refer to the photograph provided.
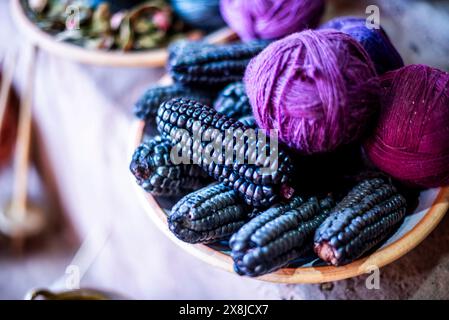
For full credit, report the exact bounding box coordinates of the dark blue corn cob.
[133,83,215,121]
[314,178,407,266]
[168,40,269,87]
[214,82,252,119]
[230,195,335,277]
[168,183,250,243]
[156,98,295,207]
[130,136,210,196]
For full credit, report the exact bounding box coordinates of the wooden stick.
[9,45,37,222]
[0,51,17,140]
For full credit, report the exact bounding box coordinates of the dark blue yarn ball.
[88,0,145,13]
[170,0,226,31]
[320,16,404,75]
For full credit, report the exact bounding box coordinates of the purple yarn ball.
[320,16,404,75]
[219,0,325,41]
[244,30,381,155]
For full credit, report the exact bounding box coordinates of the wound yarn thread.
[364,64,449,188]
[219,0,325,41]
[320,16,404,75]
[244,30,380,154]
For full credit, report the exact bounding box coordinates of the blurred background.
[1,0,449,299]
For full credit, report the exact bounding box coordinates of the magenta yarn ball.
[244,30,380,154]
[364,65,449,188]
[219,0,325,41]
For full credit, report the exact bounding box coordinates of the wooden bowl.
[10,0,235,67]
[131,120,449,283]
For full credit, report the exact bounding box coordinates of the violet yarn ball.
[171,0,225,31]
[364,65,449,188]
[244,30,380,154]
[320,16,404,75]
[219,0,325,41]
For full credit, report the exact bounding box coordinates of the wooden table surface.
[1,0,449,299]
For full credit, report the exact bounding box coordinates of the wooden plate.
[10,0,236,67]
[131,120,449,283]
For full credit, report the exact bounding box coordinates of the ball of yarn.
[364,65,449,188]
[220,0,325,41]
[244,30,380,154]
[320,16,404,75]
[171,0,226,31]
